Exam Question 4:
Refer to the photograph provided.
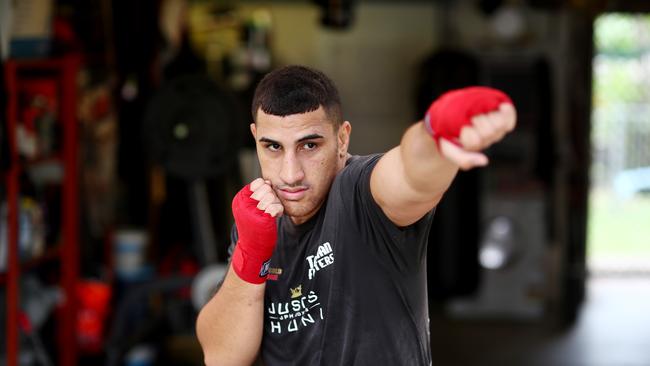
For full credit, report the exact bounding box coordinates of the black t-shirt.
[230,154,434,365]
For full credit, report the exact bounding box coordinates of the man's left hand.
[439,102,516,170]
[424,86,517,170]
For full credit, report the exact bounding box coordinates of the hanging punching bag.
[417,48,482,301]
[143,74,242,180]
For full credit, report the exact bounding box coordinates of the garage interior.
[1,0,650,365]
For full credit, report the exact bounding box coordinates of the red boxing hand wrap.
[231,184,278,284]
[424,86,512,145]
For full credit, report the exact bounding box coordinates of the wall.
[242,2,439,154]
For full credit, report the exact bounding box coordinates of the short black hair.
[251,65,343,125]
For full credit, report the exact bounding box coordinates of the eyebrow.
[259,134,324,145]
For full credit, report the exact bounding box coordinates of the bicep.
[370,147,441,227]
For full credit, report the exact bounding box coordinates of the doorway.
[589,13,650,275]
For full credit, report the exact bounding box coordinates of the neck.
[337,153,350,171]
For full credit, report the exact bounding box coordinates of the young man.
[196,65,516,365]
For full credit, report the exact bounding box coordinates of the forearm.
[399,121,458,201]
[196,266,265,366]
[372,121,458,227]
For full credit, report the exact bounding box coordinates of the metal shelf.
[0,244,62,285]
[3,55,81,366]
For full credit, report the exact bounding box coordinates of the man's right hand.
[231,178,283,284]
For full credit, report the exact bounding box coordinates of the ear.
[250,123,257,139]
[337,121,351,156]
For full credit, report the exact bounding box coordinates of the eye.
[302,142,318,150]
[266,143,281,152]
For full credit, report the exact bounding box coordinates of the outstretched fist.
[424,86,517,170]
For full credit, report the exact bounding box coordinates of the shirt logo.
[267,267,283,281]
[260,259,271,277]
[267,287,324,334]
[290,285,303,298]
[306,242,334,280]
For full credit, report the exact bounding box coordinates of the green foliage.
[593,58,645,104]
[595,13,650,56]
[593,14,650,105]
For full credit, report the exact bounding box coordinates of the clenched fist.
[424,86,517,170]
[248,178,284,218]
[231,178,284,284]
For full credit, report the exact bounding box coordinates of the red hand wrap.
[424,86,512,145]
[231,184,278,284]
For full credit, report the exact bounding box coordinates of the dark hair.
[251,65,343,125]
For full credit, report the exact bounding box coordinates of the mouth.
[278,187,308,201]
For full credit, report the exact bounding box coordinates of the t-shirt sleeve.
[334,154,434,272]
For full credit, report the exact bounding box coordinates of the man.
[196,65,516,365]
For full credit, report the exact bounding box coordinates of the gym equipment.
[143,74,243,265]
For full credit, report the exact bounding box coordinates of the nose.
[280,151,305,186]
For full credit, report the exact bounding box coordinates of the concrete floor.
[430,277,650,366]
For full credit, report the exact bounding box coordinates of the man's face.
[251,106,351,225]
